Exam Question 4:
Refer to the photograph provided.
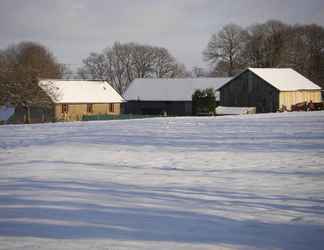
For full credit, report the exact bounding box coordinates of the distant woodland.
[0,19,324,108]
[203,20,324,89]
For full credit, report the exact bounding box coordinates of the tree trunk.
[24,106,31,124]
[41,109,45,123]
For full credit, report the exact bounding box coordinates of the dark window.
[61,104,68,113]
[109,103,114,113]
[87,104,93,113]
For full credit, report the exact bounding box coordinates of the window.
[61,104,68,113]
[87,104,93,113]
[109,103,114,113]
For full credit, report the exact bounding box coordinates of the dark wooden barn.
[124,100,192,116]
[123,78,230,116]
[219,68,322,113]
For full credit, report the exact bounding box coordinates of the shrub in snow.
[192,88,216,115]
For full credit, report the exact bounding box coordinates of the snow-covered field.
[1,112,324,250]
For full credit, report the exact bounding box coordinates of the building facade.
[53,103,121,121]
[124,100,192,116]
[220,68,322,113]
[38,80,124,122]
[124,78,231,116]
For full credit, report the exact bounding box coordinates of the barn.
[123,78,231,116]
[219,68,322,113]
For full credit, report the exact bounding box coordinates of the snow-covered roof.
[124,78,231,101]
[249,68,321,91]
[39,80,125,104]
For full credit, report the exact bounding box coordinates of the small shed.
[123,78,231,115]
[219,68,322,113]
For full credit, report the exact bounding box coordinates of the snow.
[39,80,125,104]
[249,68,321,91]
[216,106,256,115]
[1,111,324,250]
[124,78,231,101]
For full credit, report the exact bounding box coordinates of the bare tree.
[78,42,186,94]
[130,44,155,78]
[59,64,73,80]
[77,52,108,80]
[203,24,248,76]
[152,47,187,78]
[245,20,288,67]
[190,66,210,78]
[283,24,324,87]
[0,41,63,123]
[108,43,135,93]
[204,20,324,87]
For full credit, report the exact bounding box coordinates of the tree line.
[203,20,324,88]
[0,19,323,115]
[77,42,186,94]
[0,41,185,111]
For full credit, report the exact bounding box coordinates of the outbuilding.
[11,80,124,123]
[39,79,125,121]
[219,68,322,113]
[123,78,231,116]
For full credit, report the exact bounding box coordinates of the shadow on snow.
[0,177,324,249]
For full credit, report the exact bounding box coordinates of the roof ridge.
[39,79,107,82]
[248,68,321,90]
[249,67,293,70]
[134,77,231,81]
